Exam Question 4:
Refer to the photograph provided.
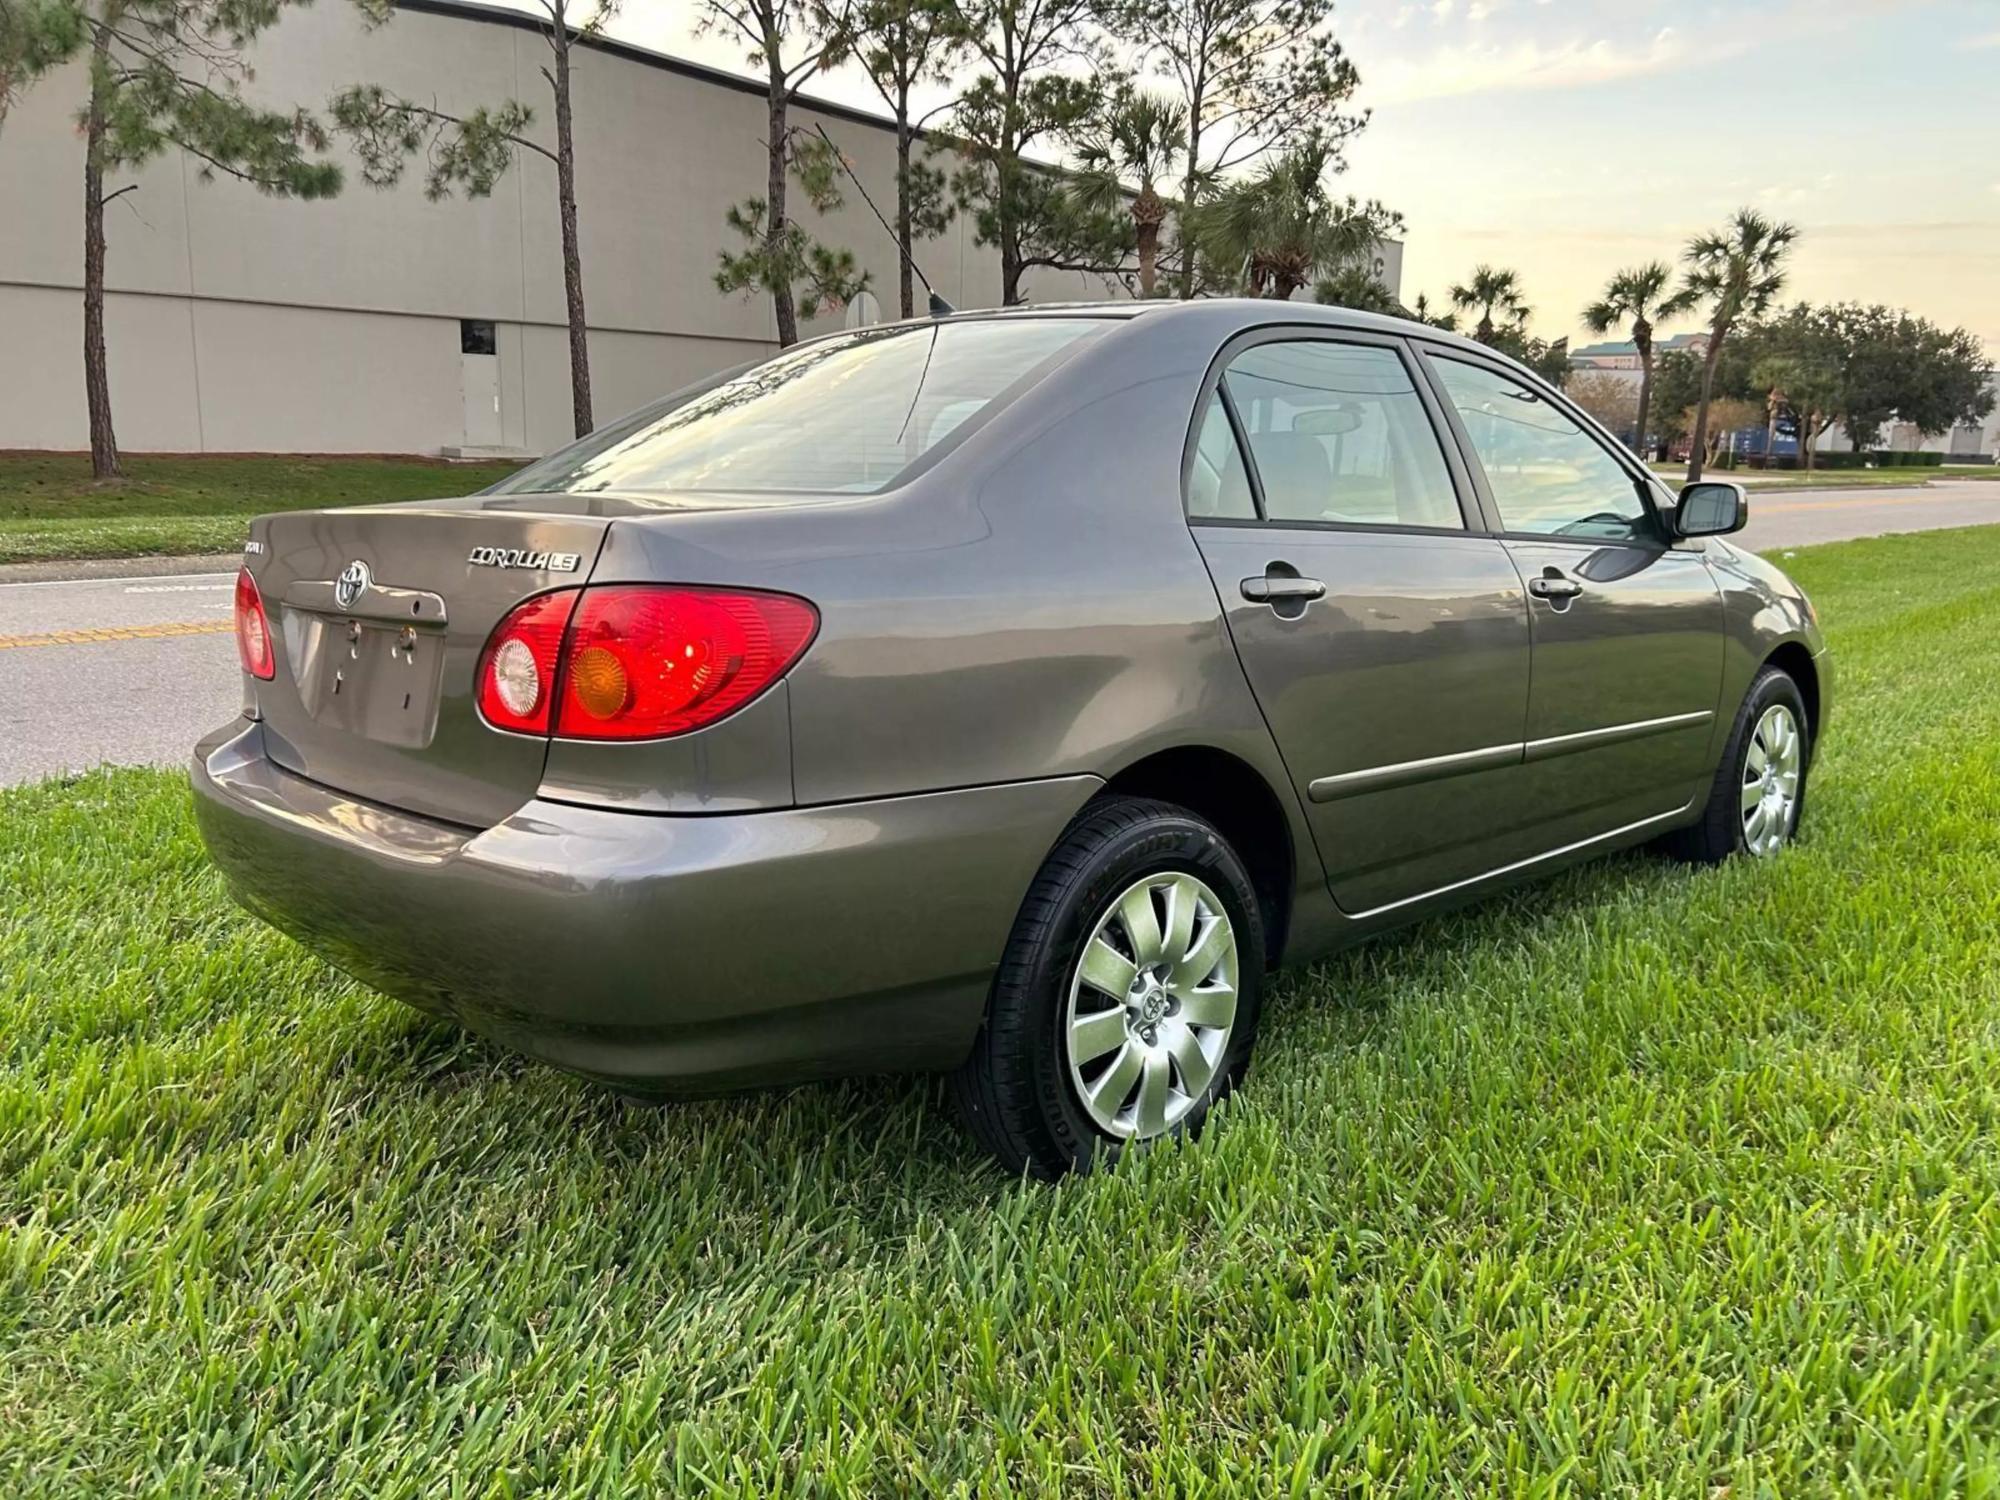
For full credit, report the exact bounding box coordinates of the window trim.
[1412,342,1678,549]
[1181,377,1266,522]
[1179,325,1488,537]
[1214,377,1265,522]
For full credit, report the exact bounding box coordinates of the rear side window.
[1430,357,1650,541]
[493,318,1106,497]
[1222,341,1462,530]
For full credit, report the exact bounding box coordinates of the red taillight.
[476,585,815,742]
[475,589,578,735]
[553,586,818,740]
[234,568,275,680]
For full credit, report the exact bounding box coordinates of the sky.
[597,0,2000,354]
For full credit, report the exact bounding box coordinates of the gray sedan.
[192,300,1830,1176]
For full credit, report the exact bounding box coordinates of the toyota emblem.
[334,559,371,611]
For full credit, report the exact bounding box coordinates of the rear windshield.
[492,317,1108,498]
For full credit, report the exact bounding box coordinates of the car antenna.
[814,123,955,319]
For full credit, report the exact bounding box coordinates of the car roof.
[972,301,1161,319]
[957,297,1501,359]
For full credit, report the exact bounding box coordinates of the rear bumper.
[191,720,1098,1092]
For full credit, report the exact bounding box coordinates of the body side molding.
[1307,709,1715,803]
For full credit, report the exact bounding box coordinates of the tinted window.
[1432,358,1651,541]
[1187,393,1256,519]
[493,318,1105,497]
[1222,342,1462,529]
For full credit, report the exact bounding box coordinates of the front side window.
[1221,341,1463,530]
[492,318,1106,498]
[1431,357,1653,541]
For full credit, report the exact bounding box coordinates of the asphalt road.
[2,480,1995,787]
[1,568,241,786]
[1733,479,2000,551]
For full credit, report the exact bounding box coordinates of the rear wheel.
[951,797,1265,1178]
[1665,665,1811,864]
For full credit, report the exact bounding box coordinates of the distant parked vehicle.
[193,301,1830,1176]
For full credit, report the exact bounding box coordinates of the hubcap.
[1740,703,1803,857]
[1064,871,1239,1141]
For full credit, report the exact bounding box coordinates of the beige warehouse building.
[1,1,1409,458]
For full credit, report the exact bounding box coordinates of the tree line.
[1311,211,1818,485]
[5,0,1991,489]
[1,0,1394,480]
[1558,214,1991,481]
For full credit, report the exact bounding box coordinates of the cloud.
[1755,172,1841,205]
[1971,28,2000,47]
[1357,0,1924,106]
[1361,26,1700,103]
[1800,220,2000,241]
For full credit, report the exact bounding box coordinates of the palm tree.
[1679,209,1798,482]
[1582,261,1696,459]
[1410,293,1457,332]
[1192,139,1400,301]
[1070,91,1186,299]
[1448,265,1528,343]
[1311,262,1402,316]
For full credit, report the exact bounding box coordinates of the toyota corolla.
[192,300,1830,1176]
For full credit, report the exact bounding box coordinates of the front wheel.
[1664,665,1812,864]
[950,796,1266,1178]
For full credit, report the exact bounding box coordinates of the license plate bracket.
[288,615,446,747]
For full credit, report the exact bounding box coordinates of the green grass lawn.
[4,528,1999,1495]
[0,454,523,566]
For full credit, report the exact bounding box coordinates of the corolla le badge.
[467,547,582,573]
[334,559,371,610]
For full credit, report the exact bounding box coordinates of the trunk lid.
[246,497,614,828]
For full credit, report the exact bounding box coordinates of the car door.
[1186,331,1536,916]
[1421,350,1726,841]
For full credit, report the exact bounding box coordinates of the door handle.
[1527,573,1583,600]
[1241,575,1326,604]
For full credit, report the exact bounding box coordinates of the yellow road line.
[0,619,235,651]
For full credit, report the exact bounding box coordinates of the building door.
[460,319,502,449]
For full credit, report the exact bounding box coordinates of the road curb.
[0,553,236,586]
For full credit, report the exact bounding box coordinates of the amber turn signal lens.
[568,645,631,720]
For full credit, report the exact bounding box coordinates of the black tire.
[950,796,1266,1179]
[1662,665,1811,864]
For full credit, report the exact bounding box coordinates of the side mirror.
[1675,480,1747,538]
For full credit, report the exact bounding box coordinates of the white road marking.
[0,570,236,591]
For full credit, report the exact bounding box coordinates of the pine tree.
[700,0,864,345]
[332,0,616,440]
[69,0,344,478]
